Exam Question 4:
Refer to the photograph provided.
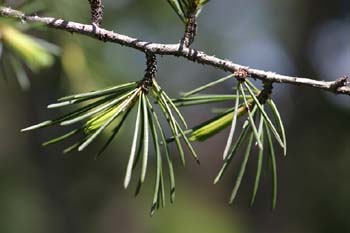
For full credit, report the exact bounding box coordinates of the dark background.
[0,0,349,232]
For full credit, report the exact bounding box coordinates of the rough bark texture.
[181,11,197,48]
[88,0,103,26]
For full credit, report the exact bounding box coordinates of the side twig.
[88,0,104,26]
[0,6,349,96]
[181,11,197,48]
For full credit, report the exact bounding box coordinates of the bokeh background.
[0,0,349,232]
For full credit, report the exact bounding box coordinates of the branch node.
[234,68,250,82]
[330,76,348,94]
[186,48,199,62]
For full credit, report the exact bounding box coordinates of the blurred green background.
[0,0,349,232]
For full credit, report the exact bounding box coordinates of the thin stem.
[88,0,104,26]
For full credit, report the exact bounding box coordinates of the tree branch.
[0,6,349,96]
[181,11,197,48]
[88,0,103,26]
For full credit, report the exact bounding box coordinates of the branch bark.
[88,0,103,26]
[181,11,197,48]
[0,6,349,96]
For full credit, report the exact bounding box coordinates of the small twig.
[88,0,104,26]
[181,11,197,48]
[140,52,157,93]
[0,6,349,96]
[258,81,273,104]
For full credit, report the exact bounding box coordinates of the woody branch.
[0,6,349,96]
